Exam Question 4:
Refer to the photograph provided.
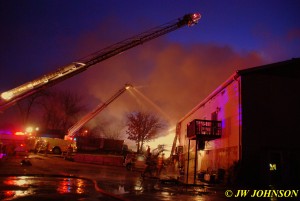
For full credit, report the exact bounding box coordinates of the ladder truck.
[33,84,132,155]
[66,84,132,139]
[0,13,201,111]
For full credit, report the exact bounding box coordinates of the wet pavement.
[0,175,106,201]
[98,177,229,201]
[0,153,229,200]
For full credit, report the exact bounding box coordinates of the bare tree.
[126,111,164,153]
[17,90,47,125]
[40,89,85,133]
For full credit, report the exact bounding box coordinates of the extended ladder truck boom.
[66,84,132,138]
[0,13,201,111]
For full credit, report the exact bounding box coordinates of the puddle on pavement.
[0,176,96,200]
[98,177,219,201]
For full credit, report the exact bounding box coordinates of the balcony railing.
[187,119,222,140]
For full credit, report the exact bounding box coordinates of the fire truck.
[0,131,28,157]
[33,136,76,155]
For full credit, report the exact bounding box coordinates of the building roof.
[237,58,300,78]
[177,58,300,124]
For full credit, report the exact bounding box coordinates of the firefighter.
[65,144,73,160]
[157,153,165,176]
[142,153,156,177]
[44,142,50,156]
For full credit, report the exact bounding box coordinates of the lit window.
[269,163,276,171]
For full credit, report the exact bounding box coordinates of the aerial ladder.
[0,13,201,111]
[170,122,181,158]
[66,84,132,138]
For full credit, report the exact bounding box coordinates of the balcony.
[187,119,222,140]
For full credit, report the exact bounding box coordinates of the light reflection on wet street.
[0,154,230,200]
[97,176,229,201]
[0,176,103,201]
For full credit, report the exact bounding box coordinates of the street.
[0,153,228,200]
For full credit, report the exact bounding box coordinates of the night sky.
[0,1,299,133]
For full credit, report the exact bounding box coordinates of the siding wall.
[178,77,241,176]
